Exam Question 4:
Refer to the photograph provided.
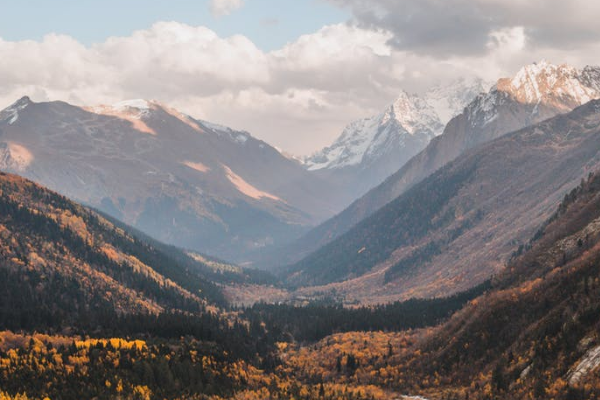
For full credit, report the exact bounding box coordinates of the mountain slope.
[284,99,600,303]
[305,90,443,171]
[304,79,488,203]
[279,61,600,269]
[0,98,342,263]
[281,171,600,399]
[0,171,235,331]
[391,169,600,398]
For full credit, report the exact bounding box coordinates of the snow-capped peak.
[463,61,600,131]
[305,77,488,172]
[498,60,600,106]
[0,96,32,125]
[383,90,442,135]
[305,91,443,171]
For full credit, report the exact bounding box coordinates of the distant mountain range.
[0,97,346,263]
[3,60,599,290]
[0,77,491,266]
[284,96,600,303]
[303,77,489,201]
[275,61,600,275]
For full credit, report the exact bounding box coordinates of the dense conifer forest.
[5,170,600,399]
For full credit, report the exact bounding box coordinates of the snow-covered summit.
[305,90,443,171]
[305,78,487,172]
[498,60,600,106]
[464,61,600,131]
[385,91,442,134]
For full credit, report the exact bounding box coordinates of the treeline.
[0,267,270,365]
[0,334,245,400]
[241,280,490,343]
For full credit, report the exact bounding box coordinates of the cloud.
[326,0,600,57]
[209,0,244,17]
[0,22,402,154]
[1,20,600,155]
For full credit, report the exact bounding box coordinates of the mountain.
[406,171,600,398]
[278,171,600,400]
[304,78,488,202]
[0,97,343,263]
[283,98,600,303]
[278,61,600,270]
[0,171,230,329]
[305,91,442,171]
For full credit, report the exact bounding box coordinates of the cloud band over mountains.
[1,2,600,154]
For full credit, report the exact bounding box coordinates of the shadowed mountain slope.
[284,99,600,304]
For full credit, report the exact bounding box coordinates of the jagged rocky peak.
[304,78,489,173]
[382,90,442,135]
[305,91,444,171]
[457,61,600,131]
[496,60,600,107]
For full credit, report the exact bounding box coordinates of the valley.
[3,58,600,400]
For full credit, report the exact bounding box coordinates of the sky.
[1,0,600,155]
[0,0,348,51]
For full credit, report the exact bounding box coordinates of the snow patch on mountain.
[0,97,31,126]
[199,120,232,133]
[112,99,152,114]
[90,99,154,120]
[234,133,249,144]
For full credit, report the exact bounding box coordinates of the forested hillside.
[285,99,600,304]
[0,171,495,399]
[274,171,600,400]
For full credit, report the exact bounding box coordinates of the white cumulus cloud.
[209,0,245,17]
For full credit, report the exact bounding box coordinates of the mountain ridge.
[274,61,600,271]
[0,96,345,263]
[283,98,600,303]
